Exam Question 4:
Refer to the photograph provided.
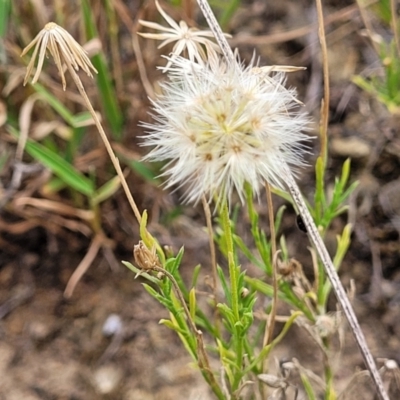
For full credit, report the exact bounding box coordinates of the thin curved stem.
[220,199,239,321]
[195,0,235,64]
[65,62,142,225]
[280,158,389,400]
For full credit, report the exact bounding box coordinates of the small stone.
[29,320,56,342]
[330,136,371,158]
[93,365,123,394]
[102,314,123,337]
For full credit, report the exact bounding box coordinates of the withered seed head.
[133,241,162,271]
[277,258,302,278]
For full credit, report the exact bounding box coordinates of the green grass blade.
[80,0,123,140]
[92,175,120,206]
[9,127,95,196]
[0,0,11,38]
[26,141,95,196]
[32,83,75,125]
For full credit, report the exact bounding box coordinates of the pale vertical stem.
[263,183,278,348]
[64,234,102,298]
[64,62,142,225]
[195,0,235,64]
[315,0,329,166]
[280,159,389,400]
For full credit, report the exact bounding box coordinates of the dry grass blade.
[64,234,103,298]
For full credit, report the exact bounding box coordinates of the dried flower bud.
[258,374,285,389]
[315,314,338,338]
[278,258,301,278]
[133,241,162,271]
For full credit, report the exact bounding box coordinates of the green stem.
[220,199,244,390]
[323,338,336,400]
[220,199,239,321]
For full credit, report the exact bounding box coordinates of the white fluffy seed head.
[142,56,311,205]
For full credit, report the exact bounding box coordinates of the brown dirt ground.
[1,0,400,399]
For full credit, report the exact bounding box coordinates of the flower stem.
[64,62,142,226]
[281,158,389,400]
[195,0,235,64]
[152,266,225,400]
[220,199,245,389]
[220,199,239,321]
[202,196,221,334]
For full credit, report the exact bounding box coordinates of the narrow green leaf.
[122,261,160,284]
[32,84,75,125]
[333,223,352,269]
[159,319,186,335]
[92,175,121,205]
[0,0,11,38]
[339,158,351,190]
[300,373,317,400]
[70,111,96,127]
[9,127,94,196]
[217,265,231,303]
[28,142,94,196]
[123,158,159,183]
[191,264,201,288]
[219,0,241,29]
[166,247,184,275]
[43,177,67,194]
[189,288,196,321]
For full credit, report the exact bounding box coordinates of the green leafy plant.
[11,0,390,399]
[124,1,388,398]
[354,0,400,114]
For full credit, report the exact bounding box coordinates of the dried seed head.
[138,0,230,72]
[21,22,97,90]
[315,312,342,338]
[257,374,286,389]
[277,258,302,278]
[133,241,162,271]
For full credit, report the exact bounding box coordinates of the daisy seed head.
[142,56,311,205]
[138,0,230,72]
[21,22,97,90]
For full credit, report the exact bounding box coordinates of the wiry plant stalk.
[195,0,235,64]
[195,1,389,399]
[280,159,389,400]
[62,64,143,225]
